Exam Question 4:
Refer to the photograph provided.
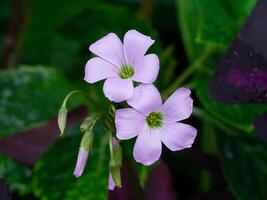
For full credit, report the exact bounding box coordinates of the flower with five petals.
[84,30,159,102]
[115,84,197,165]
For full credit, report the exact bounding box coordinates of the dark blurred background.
[1,0,267,200]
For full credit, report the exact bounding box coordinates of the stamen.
[146,112,163,129]
[118,65,134,79]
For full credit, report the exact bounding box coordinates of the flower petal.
[115,108,145,140]
[160,122,197,151]
[127,84,162,115]
[161,87,193,122]
[73,148,88,178]
[133,126,162,166]
[89,33,125,67]
[123,30,154,66]
[108,172,116,191]
[103,77,134,102]
[133,54,160,83]
[84,57,118,83]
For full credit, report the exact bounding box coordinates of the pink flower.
[108,172,116,191]
[84,30,159,102]
[73,148,88,177]
[115,84,197,166]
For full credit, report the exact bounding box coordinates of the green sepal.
[113,143,122,166]
[110,166,122,188]
[80,130,94,152]
[80,117,94,133]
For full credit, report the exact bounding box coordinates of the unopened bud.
[110,166,121,188]
[80,117,94,133]
[108,137,122,189]
[73,148,88,178]
[80,130,94,152]
[73,130,94,178]
[113,143,122,166]
[108,172,116,190]
[58,107,68,136]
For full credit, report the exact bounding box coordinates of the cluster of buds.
[58,91,122,190]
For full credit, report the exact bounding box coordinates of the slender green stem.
[162,46,215,99]
[62,89,97,108]
[62,90,81,107]
[109,133,114,160]
[193,107,239,137]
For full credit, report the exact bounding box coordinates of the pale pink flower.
[115,84,197,166]
[84,30,159,102]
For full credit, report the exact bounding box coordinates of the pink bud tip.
[73,148,88,178]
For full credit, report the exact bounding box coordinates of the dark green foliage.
[0,66,78,137]
[33,125,109,200]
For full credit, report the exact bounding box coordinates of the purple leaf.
[254,112,267,143]
[143,162,178,200]
[209,0,267,104]
[0,106,87,166]
[0,179,11,200]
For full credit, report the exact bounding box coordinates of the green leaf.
[33,126,109,200]
[21,0,101,68]
[178,0,256,48]
[196,0,236,46]
[223,0,257,26]
[194,73,267,133]
[22,0,161,70]
[0,66,79,137]
[176,0,204,60]
[196,0,256,46]
[218,133,267,200]
[156,46,178,90]
[0,155,32,194]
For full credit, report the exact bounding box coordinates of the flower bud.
[73,148,88,178]
[113,143,122,166]
[108,172,116,191]
[80,117,94,133]
[108,137,122,189]
[58,107,68,136]
[73,130,94,178]
[110,166,121,189]
[80,130,94,152]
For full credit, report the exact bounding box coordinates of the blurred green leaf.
[176,0,204,60]
[218,133,267,200]
[178,0,256,48]
[196,0,256,46]
[33,125,109,200]
[22,0,160,70]
[0,155,32,194]
[196,0,235,46]
[156,46,177,90]
[21,0,101,68]
[223,0,257,26]
[0,66,80,137]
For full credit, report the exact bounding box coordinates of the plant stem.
[162,46,215,99]
[193,107,240,137]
